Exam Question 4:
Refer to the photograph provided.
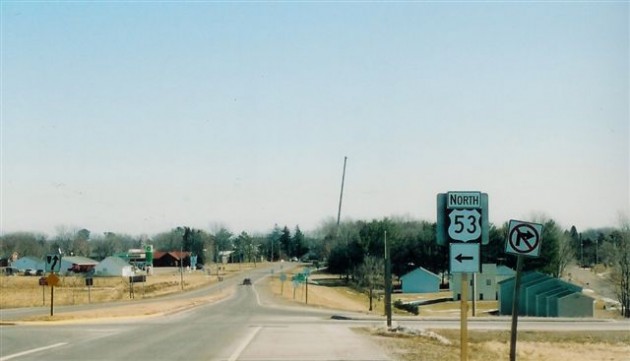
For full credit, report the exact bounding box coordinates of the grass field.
[0,263,256,309]
[360,328,630,361]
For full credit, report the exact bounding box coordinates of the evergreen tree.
[279,226,292,259]
[292,226,308,258]
[266,224,282,261]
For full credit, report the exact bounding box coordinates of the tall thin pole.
[509,255,525,361]
[384,231,392,328]
[337,156,348,226]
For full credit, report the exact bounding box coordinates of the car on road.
[242,278,252,285]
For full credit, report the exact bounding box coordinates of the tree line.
[0,224,313,267]
[1,216,629,317]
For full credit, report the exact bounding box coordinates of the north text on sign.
[447,192,481,209]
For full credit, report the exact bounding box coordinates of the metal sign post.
[509,255,524,361]
[279,273,287,295]
[505,220,543,361]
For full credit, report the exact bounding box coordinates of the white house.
[94,256,134,277]
[452,263,516,301]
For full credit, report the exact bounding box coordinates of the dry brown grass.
[266,270,387,314]
[0,263,257,309]
[360,328,630,361]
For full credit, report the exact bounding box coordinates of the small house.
[400,267,441,293]
[60,256,98,274]
[153,251,190,267]
[452,264,515,301]
[95,256,134,277]
[11,256,44,272]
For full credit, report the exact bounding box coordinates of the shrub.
[393,299,419,315]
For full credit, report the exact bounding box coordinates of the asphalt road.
[0,267,390,361]
[1,266,629,361]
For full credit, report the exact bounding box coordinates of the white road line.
[252,284,262,306]
[0,342,68,361]
[228,326,262,361]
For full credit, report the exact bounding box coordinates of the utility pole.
[384,231,392,328]
[337,156,348,226]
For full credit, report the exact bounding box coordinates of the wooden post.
[461,272,468,361]
[472,273,477,317]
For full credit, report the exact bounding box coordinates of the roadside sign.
[279,273,287,282]
[437,192,489,245]
[45,254,62,273]
[46,273,60,287]
[506,220,543,257]
[437,190,489,361]
[450,243,481,273]
[506,220,544,361]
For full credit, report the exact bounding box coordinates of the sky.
[1,2,628,237]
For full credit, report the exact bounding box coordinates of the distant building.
[12,256,44,272]
[400,267,441,293]
[59,256,98,274]
[452,264,516,301]
[153,251,190,267]
[94,256,134,277]
[498,271,594,318]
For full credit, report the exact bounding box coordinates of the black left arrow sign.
[455,254,473,263]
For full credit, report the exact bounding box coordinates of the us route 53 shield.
[448,209,482,242]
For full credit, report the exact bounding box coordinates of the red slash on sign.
[506,220,543,257]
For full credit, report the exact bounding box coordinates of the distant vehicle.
[242,278,252,285]
[24,269,37,276]
[290,257,298,262]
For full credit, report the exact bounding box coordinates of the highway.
[0,267,390,361]
[1,266,628,361]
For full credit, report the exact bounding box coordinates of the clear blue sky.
[1,2,628,237]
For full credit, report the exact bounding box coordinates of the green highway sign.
[437,192,489,245]
[45,253,62,273]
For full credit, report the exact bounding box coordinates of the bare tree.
[556,231,574,278]
[610,218,630,318]
[355,256,384,311]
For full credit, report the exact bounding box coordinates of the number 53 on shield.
[448,209,482,242]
